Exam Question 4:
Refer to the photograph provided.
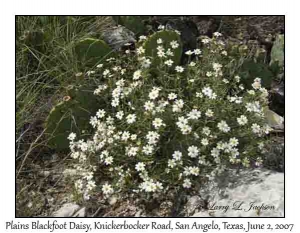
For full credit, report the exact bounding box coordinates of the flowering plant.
[68,30,271,201]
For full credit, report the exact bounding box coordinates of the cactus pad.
[143,30,183,68]
[75,38,114,68]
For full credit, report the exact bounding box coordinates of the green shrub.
[66,31,272,201]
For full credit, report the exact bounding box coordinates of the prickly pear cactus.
[143,30,183,68]
[45,86,102,150]
[75,38,114,68]
[270,34,284,67]
[112,16,146,35]
[239,59,274,89]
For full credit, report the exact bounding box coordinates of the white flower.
[144,101,155,111]
[258,142,265,150]
[221,51,228,56]
[102,183,114,195]
[246,102,261,113]
[206,71,213,77]
[146,131,160,144]
[133,70,142,80]
[223,78,229,84]
[168,93,177,100]
[103,69,110,76]
[213,63,223,71]
[187,109,201,120]
[217,120,231,132]
[188,146,199,158]
[211,148,220,157]
[263,124,272,134]
[213,32,222,37]
[136,47,144,55]
[202,87,213,97]
[157,38,163,44]
[157,50,166,58]
[201,138,209,146]
[122,131,130,141]
[126,114,136,124]
[166,49,174,56]
[252,80,262,90]
[229,137,239,147]
[116,111,124,120]
[237,115,248,125]
[251,123,261,134]
[189,166,200,176]
[183,179,192,188]
[141,58,151,68]
[202,127,211,136]
[127,146,139,157]
[189,61,196,67]
[135,162,145,172]
[86,70,95,76]
[185,50,193,56]
[157,45,164,52]
[176,116,188,128]
[158,25,165,30]
[175,66,184,73]
[104,156,113,165]
[168,159,176,168]
[196,92,203,98]
[170,151,181,161]
[96,64,103,68]
[164,59,174,67]
[170,40,179,49]
[255,157,263,167]
[96,109,106,119]
[194,49,202,55]
[172,99,184,112]
[201,38,211,44]
[205,109,214,117]
[68,132,76,141]
[111,98,119,107]
[139,35,147,41]
[152,118,164,129]
[235,75,241,83]
[149,87,160,100]
[180,124,192,134]
[142,145,154,155]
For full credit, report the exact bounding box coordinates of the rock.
[52,203,80,217]
[73,207,86,217]
[191,16,220,36]
[134,210,143,217]
[185,196,203,215]
[194,169,284,217]
[102,26,136,51]
[263,137,284,172]
[63,169,77,177]
[108,195,118,205]
[270,81,284,116]
[264,107,284,130]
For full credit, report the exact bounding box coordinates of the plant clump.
[66,30,272,202]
